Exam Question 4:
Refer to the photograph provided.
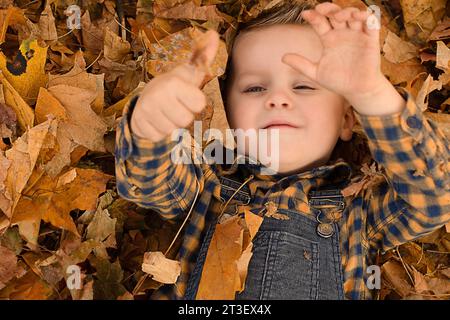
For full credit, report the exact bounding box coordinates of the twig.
[396,247,415,285]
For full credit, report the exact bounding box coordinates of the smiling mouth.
[263,124,298,129]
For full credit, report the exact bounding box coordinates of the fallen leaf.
[436,41,450,71]
[383,31,418,63]
[11,167,113,237]
[196,214,243,299]
[141,251,181,284]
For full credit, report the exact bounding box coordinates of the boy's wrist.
[345,76,406,117]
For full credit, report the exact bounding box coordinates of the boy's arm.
[353,87,449,253]
[114,93,203,221]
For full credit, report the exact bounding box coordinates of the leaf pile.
[0,0,449,300]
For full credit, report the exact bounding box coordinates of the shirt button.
[406,116,422,129]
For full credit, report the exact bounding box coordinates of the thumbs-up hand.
[131,29,220,142]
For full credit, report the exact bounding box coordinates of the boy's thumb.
[173,29,220,88]
[282,53,317,82]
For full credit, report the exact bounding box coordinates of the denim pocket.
[237,229,320,300]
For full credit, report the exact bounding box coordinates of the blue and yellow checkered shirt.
[114,87,449,300]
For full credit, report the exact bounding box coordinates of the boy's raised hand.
[281,2,388,105]
[130,29,220,142]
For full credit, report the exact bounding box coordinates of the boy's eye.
[295,85,315,90]
[244,86,265,93]
[243,85,315,93]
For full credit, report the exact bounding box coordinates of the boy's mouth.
[262,120,299,129]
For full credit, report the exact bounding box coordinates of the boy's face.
[226,24,355,175]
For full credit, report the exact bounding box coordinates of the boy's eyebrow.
[237,70,315,81]
[237,71,266,78]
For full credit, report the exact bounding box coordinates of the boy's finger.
[333,7,363,31]
[314,2,345,30]
[348,19,363,32]
[281,53,317,82]
[161,100,195,128]
[152,109,179,134]
[132,117,165,141]
[170,29,220,88]
[314,1,342,12]
[174,84,207,114]
[333,7,360,22]
[328,14,346,30]
[301,10,332,36]
[189,29,220,87]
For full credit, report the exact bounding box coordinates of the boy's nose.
[265,95,293,109]
[264,88,294,109]
[267,101,290,108]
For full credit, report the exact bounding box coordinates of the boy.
[114,1,449,299]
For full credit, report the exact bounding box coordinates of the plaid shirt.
[114,87,449,300]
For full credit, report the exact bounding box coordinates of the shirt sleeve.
[114,93,204,221]
[353,86,450,253]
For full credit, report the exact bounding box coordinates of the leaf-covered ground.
[0,0,449,300]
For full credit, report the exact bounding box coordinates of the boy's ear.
[340,103,355,142]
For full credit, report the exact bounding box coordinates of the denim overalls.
[184,173,347,300]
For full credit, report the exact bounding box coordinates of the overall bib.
[184,174,346,300]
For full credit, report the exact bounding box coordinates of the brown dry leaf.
[0,117,57,221]
[236,242,253,292]
[0,101,17,140]
[47,85,107,152]
[102,82,146,118]
[85,199,117,259]
[436,41,450,71]
[413,268,450,296]
[38,2,57,42]
[48,51,105,115]
[243,208,264,240]
[141,251,181,284]
[0,245,24,289]
[382,260,414,298]
[80,10,104,55]
[0,269,54,299]
[35,87,68,124]
[415,74,443,111]
[236,208,264,292]
[11,167,112,238]
[381,56,426,85]
[0,7,27,44]
[154,1,224,22]
[400,0,447,43]
[146,27,227,81]
[428,17,450,41]
[71,279,94,300]
[196,214,243,299]
[383,31,419,63]
[35,85,108,178]
[104,27,131,63]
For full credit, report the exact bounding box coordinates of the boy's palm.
[282,3,383,98]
